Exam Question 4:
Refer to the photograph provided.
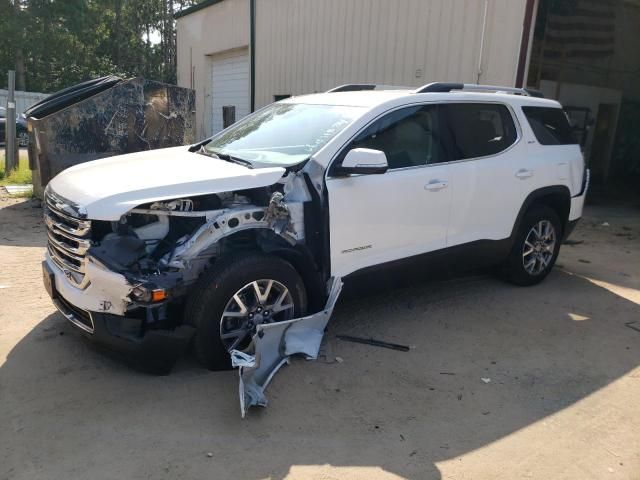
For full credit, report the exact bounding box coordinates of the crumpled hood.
[48,146,286,220]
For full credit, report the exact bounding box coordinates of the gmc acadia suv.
[42,82,589,375]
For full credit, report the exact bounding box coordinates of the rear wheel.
[184,252,307,370]
[503,206,561,286]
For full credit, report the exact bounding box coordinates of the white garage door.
[210,50,250,135]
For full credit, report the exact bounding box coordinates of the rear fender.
[509,186,571,246]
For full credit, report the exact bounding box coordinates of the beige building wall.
[177,0,528,137]
[176,0,250,138]
[254,0,528,107]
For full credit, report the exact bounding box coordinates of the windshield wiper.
[187,138,211,152]
[198,148,253,168]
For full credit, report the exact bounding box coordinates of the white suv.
[43,82,588,376]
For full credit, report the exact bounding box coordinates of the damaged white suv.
[43,82,588,377]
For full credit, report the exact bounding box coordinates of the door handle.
[515,169,534,179]
[424,180,449,191]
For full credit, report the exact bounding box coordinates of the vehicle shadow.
[1,268,639,479]
[0,198,45,248]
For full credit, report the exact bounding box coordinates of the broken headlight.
[130,284,168,303]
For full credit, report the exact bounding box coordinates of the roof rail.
[326,84,413,93]
[414,82,544,97]
[326,84,377,93]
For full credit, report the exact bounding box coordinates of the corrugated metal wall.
[0,90,48,115]
[176,0,250,138]
[254,0,527,107]
[177,0,528,136]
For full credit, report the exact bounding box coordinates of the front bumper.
[44,255,194,374]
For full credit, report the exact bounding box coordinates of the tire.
[17,131,29,147]
[503,205,562,286]
[184,251,307,370]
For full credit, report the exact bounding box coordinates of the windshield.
[204,103,364,167]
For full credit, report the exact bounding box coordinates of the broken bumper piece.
[231,278,343,417]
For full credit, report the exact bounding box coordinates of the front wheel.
[184,252,307,370]
[503,206,561,286]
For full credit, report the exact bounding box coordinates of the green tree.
[0,0,200,93]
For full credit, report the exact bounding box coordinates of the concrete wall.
[177,0,528,137]
[176,0,249,138]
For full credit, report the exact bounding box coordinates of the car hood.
[48,146,286,220]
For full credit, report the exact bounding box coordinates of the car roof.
[283,89,561,109]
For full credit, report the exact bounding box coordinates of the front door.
[326,104,452,277]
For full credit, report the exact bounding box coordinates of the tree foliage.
[0,0,201,92]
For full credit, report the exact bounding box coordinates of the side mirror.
[339,148,388,175]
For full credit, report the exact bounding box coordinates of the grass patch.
[0,150,32,186]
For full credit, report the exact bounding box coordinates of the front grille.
[44,190,92,288]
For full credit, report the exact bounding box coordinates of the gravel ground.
[0,195,639,480]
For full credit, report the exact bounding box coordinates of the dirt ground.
[0,195,639,480]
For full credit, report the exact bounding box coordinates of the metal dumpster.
[26,76,196,198]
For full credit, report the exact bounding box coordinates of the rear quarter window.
[522,106,577,145]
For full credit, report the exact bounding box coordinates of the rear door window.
[441,103,518,160]
[522,106,577,145]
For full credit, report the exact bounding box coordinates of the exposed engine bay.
[85,171,314,317]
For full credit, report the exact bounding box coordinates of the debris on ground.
[481,378,491,384]
[564,239,584,246]
[625,322,640,333]
[336,334,410,352]
[601,222,610,227]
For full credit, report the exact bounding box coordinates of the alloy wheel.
[522,220,556,275]
[219,279,295,351]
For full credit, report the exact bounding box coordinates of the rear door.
[326,104,453,277]
[443,102,527,246]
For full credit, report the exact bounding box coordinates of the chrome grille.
[44,189,92,288]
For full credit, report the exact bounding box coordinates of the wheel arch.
[216,229,325,312]
[510,186,571,243]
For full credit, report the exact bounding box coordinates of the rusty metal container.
[26,76,196,198]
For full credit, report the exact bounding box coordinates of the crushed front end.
[42,174,310,374]
[43,188,197,372]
